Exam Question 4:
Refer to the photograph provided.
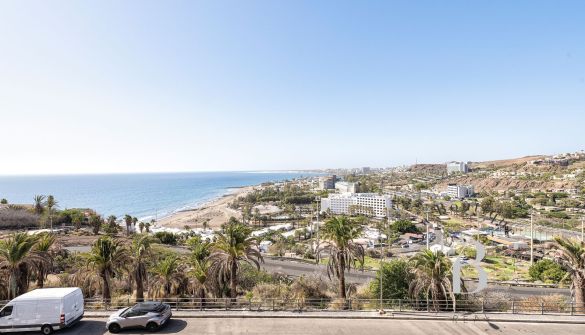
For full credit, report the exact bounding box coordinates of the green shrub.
[391,219,419,234]
[154,231,178,245]
[369,259,412,300]
[529,259,566,283]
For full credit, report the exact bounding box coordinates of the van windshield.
[0,306,13,317]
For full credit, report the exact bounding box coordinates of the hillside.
[433,151,584,193]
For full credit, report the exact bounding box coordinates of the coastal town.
[1,150,585,328]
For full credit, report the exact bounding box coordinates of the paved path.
[60,317,585,335]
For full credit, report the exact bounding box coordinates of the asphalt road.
[57,317,585,335]
[261,257,571,297]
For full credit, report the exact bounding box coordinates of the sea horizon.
[0,171,319,222]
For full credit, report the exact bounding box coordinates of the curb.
[82,312,585,324]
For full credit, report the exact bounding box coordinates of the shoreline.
[156,185,257,230]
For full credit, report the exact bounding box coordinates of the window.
[0,306,13,317]
[125,310,148,317]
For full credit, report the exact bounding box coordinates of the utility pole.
[530,211,534,265]
[424,208,431,250]
[315,196,321,264]
[581,217,585,242]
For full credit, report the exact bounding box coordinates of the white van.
[0,287,84,334]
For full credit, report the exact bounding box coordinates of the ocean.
[0,171,316,221]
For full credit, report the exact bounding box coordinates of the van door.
[0,305,14,332]
[12,302,38,332]
[63,291,83,325]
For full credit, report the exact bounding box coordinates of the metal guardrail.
[74,297,585,315]
[1,297,583,315]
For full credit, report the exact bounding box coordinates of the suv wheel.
[108,323,121,333]
[146,322,159,332]
[41,325,53,335]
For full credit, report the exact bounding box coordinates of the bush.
[516,295,569,313]
[391,220,419,234]
[457,245,477,259]
[290,275,329,300]
[239,263,274,292]
[369,259,412,300]
[0,208,40,228]
[529,259,566,283]
[546,211,570,219]
[467,291,513,312]
[251,283,292,301]
[154,231,178,245]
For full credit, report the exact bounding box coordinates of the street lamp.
[379,195,390,314]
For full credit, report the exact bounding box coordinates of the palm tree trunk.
[136,274,144,302]
[339,255,346,300]
[199,288,206,308]
[37,269,45,288]
[17,263,29,295]
[575,277,585,313]
[230,261,238,300]
[102,271,111,303]
[9,270,18,299]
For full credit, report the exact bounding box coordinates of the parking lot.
[57,317,585,335]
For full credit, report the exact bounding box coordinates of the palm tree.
[409,249,461,311]
[553,236,585,311]
[318,216,364,299]
[0,233,41,298]
[89,214,102,235]
[145,222,151,233]
[71,212,84,230]
[86,236,129,302]
[46,195,58,231]
[209,219,263,299]
[132,217,138,231]
[33,233,56,288]
[106,215,118,235]
[129,235,152,302]
[149,255,184,298]
[138,221,145,234]
[33,195,45,215]
[124,214,132,236]
[188,240,212,302]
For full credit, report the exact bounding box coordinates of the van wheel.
[108,323,121,333]
[146,322,159,332]
[41,325,53,335]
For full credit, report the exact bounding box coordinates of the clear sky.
[0,1,584,175]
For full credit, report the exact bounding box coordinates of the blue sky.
[0,1,584,174]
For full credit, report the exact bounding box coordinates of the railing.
[77,297,585,316]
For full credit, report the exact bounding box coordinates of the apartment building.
[335,181,357,193]
[447,184,474,198]
[321,193,392,217]
[447,161,469,175]
[319,175,336,190]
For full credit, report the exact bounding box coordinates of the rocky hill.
[433,152,585,193]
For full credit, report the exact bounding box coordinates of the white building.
[319,175,336,190]
[321,193,392,217]
[447,161,468,175]
[447,184,474,198]
[335,181,357,193]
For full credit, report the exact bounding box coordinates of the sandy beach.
[156,185,256,230]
